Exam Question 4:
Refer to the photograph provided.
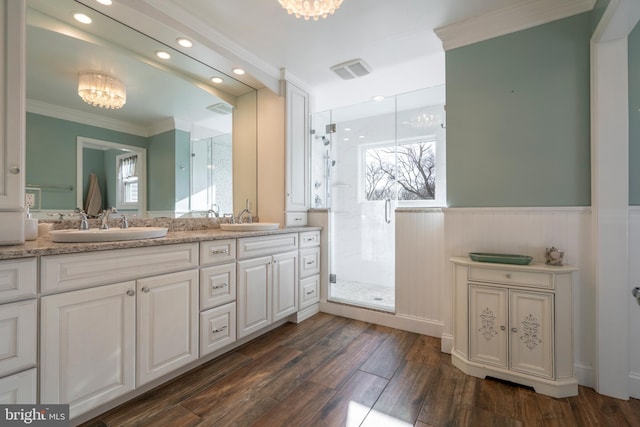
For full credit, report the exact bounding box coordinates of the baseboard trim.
[440,333,453,354]
[319,301,443,337]
[574,362,595,388]
[629,371,640,399]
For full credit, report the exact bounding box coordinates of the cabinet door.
[137,270,199,387]
[0,368,36,404]
[0,0,25,211]
[299,274,320,309]
[469,285,508,368]
[285,81,309,211]
[40,282,136,418]
[237,256,272,338]
[273,250,298,321]
[509,290,554,378]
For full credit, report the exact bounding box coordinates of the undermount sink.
[219,223,279,231]
[49,227,168,243]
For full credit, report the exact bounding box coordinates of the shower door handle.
[385,199,391,224]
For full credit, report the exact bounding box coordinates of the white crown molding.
[434,0,596,51]
[26,99,149,137]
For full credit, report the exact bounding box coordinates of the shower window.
[116,153,138,208]
[362,137,437,202]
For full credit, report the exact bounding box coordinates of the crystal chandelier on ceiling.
[78,71,126,109]
[278,0,344,21]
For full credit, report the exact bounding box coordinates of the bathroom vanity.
[0,224,321,422]
[450,257,578,398]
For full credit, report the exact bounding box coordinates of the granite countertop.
[0,220,320,260]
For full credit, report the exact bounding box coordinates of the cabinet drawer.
[299,230,320,248]
[237,234,298,259]
[299,247,320,279]
[0,368,37,404]
[41,243,199,294]
[300,275,319,309]
[200,263,236,310]
[0,300,36,378]
[200,239,236,266]
[0,258,36,304]
[200,302,236,357]
[469,266,553,289]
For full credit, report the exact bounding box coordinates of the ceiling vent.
[207,102,233,115]
[330,58,372,80]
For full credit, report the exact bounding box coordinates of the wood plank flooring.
[80,313,640,427]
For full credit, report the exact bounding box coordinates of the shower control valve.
[633,287,640,306]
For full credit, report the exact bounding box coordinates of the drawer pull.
[210,249,229,255]
[294,218,302,221]
[212,325,228,334]
[306,290,315,295]
[304,237,316,242]
[306,261,315,265]
[506,273,512,279]
[212,283,228,290]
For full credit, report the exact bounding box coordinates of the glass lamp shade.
[78,72,126,109]
[278,0,344,21]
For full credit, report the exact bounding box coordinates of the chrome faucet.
[100,207,117,229]
[79,210,89,230]
[236,199,253,224]
[208,204,219,218]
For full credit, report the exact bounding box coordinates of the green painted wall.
[175,129,191,210]
[630,22,640,204]
[26,113,147,210]
[445,13,591,207]
[147,130,176,211]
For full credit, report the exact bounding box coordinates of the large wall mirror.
[25,0,257,218]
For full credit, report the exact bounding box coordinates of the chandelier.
[278,0,344,21]
[78,71,126,109]
[403,113,442,129]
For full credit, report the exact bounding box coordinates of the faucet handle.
[120,215,129,229]
[78,210,89,230]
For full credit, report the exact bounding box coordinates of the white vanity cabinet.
[0,257,37,404]
[236,234,299,338]
[199,239,237,357]
[298,230,320,310]
[285,81,310,217]
[40,244,200,418]
[450,257,577,398]
[0,0,26,244]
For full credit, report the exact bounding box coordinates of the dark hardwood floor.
[80,313,640,427]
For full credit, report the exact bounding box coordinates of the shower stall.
[310,85,446,312]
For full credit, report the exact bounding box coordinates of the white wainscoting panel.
[395,209,445,335]
[443,207,594,387]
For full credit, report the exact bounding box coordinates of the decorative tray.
[468,252,533,265]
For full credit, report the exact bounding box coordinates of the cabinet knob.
[126,289,135,296]
[500,326,505,331]
[511,327,517,333]
[142,286,150,293]
[9,166,20,174]
[506,273,512,279]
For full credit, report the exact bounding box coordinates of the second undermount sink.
[219,223,279,232]
[49,227,168,243]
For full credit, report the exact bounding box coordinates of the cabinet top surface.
[0,226,321,260]
[450,256,577,273]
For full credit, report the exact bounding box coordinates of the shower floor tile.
[329,279,395,312]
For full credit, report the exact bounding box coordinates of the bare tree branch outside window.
[364,141,435,201]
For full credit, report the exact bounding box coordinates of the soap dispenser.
[25,207,38,241]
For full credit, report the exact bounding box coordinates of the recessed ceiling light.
[73,13,92,24]
[232,67,245,75]
[155,50,171,59]
[343,138,349,141]
[372,95,385,102]
[176,38,193,48]
[96,0,112,5]
[359,135,365,139]
[210,76,224,84]
[344,127,351,131]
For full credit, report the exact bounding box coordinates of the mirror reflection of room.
[24,0,256,219]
